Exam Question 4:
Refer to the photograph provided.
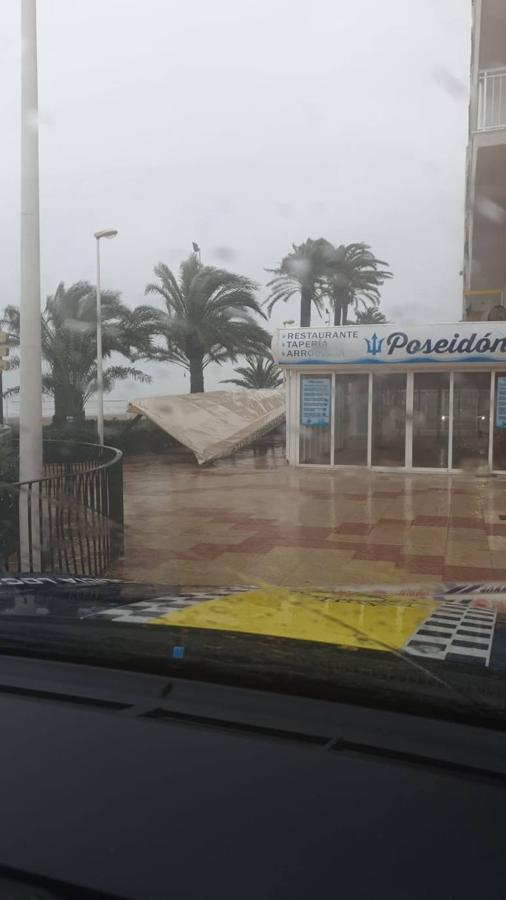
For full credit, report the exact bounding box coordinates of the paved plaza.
[111,453,506,588]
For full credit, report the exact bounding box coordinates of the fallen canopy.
[127,388,285,465]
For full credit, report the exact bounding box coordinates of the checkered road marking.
[91,587,253,624]
[403,600,497,667]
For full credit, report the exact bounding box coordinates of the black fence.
[0,440,124,575]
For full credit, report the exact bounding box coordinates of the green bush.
[0,444,19,569]
[104,418,183,456]
[0,444,17,484]
[8,417,189,459]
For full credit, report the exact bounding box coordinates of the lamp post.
[94,229,118,445]
[19,0,43,570]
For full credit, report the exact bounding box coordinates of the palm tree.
[265,238,334,327]
[0,310,19,425]
[354,307,388,324]
[326,243,392,326]
[145,253,270,393]
[221,354,283,390]
[3,282,154,425]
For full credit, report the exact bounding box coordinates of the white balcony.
[478,68,506,131]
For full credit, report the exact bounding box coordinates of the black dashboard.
[0,653,504,899]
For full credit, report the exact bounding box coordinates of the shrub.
[0,444,19,569]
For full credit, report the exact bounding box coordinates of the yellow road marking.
[150,588,437,652]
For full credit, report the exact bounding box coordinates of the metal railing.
[0,440,124,575]
[478,68,506,131]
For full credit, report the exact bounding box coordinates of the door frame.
[294,366,506,473]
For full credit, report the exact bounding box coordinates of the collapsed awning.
[127,388,285,465]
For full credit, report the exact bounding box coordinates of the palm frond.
[325,242,392,323]
[0,306,20,341]
[143,255,271,390]
[83,365,152,402]
[4,281,160,420]
[220,353,283,389]
[264,238,334,323]
[3,355,19,371]
[354,307,388,324]
[1,386,19,399]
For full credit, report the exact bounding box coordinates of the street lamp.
[94,228,118,445]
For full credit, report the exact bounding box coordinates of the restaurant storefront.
[271,323,506,472]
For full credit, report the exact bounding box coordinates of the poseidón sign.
[271,322,506,366]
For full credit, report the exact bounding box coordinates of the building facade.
[272,323,506,473]
[464,0,506,320]
[272,5,506,470]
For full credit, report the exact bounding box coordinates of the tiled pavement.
[111,455,506,588]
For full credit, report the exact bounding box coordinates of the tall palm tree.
[145,253,270,393]
[3,282,154,425]
[221,354,283,390]
[354,307,387,324]
[265,238,334,327]
[326,243,392,326]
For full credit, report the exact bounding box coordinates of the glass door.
[372,373,406,467]
[412,372,450,468]
[334,374,369,465]
[299,375,332,464]
[452,373,490,468]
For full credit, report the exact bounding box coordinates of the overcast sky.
[0,0,471,404]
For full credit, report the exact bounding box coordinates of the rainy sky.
[0,0,471,403]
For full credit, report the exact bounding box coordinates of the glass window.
[452,373,490,469]
[493,374,506,470]
[299,375,332,465]
[334,374,369,465]
[412,373,450,468]
[372,373,406,467]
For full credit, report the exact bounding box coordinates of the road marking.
[150,588,437,652]
[90,588,253,622]
[403,602,497,667]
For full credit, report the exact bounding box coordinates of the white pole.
[96,237,104,446]
[19,0,42,570]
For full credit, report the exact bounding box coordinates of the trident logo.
[365,333,384,356]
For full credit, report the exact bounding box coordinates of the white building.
[464,0,506,320]
[272,322,506,473]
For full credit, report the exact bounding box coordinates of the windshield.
[3,0,506,723]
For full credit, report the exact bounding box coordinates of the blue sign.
[365,333,385,356]
[301,377,330,427]
[496,377,506,428]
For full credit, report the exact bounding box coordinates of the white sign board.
[271,323,506,367]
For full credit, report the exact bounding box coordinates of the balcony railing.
[478,68,506,131]
[0,440,124,575]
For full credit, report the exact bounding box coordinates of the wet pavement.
[111,451,506,589]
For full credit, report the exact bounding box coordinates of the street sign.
[0,332,10,371]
